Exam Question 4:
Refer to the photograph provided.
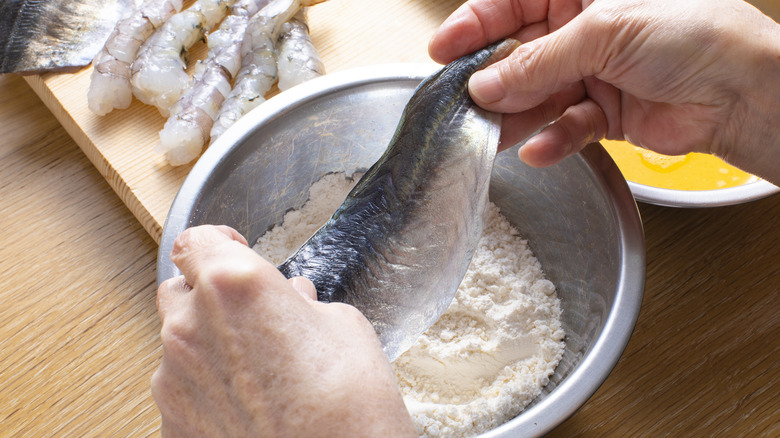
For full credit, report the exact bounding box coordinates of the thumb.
[468,13,603,113]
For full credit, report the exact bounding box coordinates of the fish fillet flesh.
[278,39,520,361]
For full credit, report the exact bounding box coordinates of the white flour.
[254,173,565,438]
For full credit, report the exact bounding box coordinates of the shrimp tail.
[276,9,325,91]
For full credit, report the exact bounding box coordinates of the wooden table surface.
[2,25,779,438]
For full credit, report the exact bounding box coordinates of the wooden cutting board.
[24,0,464,243]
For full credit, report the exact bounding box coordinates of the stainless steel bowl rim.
[158,64,646,438]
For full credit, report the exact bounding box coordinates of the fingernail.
[469,68,506,104]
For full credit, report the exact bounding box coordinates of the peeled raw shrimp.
[157,62,232,165]
[208,6,278,141]
[156,0,270,165]
[159,0,328,165]
[206,46,275,141]
[276,9,325,91]
[87,0,183,115]
[209,0,327,142]
[130,0,235,116]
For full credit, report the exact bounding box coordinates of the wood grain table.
[2,1,779,434]
[4,73,778,438]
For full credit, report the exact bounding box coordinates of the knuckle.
[150,367,168,404]
[581,100,607,141]
[170,227,196,257]
[504,48,534,89]
[159,314,197,359]
[561,100,607,147]
[201,254,265,294]
[150,367,189,427]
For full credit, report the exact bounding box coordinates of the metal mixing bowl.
[157,64,646,437]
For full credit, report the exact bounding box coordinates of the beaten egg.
[601,140,757,191]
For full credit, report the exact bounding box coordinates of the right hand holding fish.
[429,0,780,185]
[153,225,416,437]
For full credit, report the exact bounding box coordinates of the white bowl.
[627,179,779,208]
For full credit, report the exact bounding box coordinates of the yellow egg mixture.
[600,140,757,191]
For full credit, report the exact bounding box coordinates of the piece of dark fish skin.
[278,39,521,361]
[0,0,133,74]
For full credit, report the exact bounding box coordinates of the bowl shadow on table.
[158,68,644,436]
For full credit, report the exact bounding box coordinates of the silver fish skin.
[278,39,520,361]
[0,0,135,74]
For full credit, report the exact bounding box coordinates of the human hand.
[430,0,780,184]
[152,225,416,437]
